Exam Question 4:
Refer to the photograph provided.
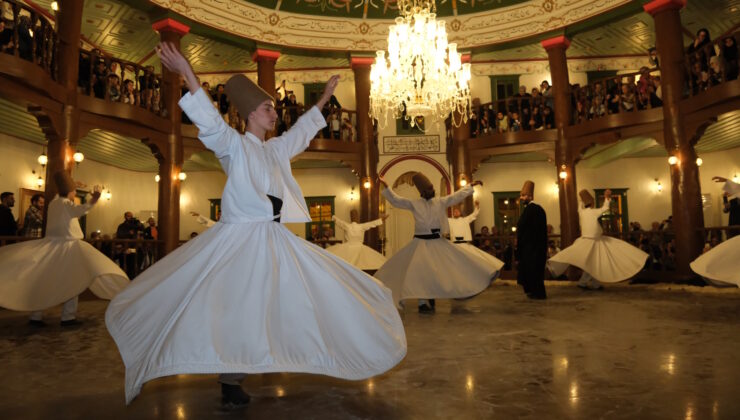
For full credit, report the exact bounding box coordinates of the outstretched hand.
[470,180,483,187]
[712,176,728,183]
[377,175,388,188]
[155,42,199,94]
[605,189,612,200]
[189,211,200,217]
[316,75,340,109]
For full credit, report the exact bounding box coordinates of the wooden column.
[644,0,704,277]
[542,35,579,251]
[253,48,280,139]
[451,54,474,215]
[352,57,380,250]
[152,18,189,254]
[40,0,83,234]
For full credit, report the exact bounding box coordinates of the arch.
[379,154,452,194]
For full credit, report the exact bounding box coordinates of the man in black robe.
[516,180,548,299]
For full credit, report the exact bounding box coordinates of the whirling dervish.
[326,209,388,270]
[105,42,406,407]
[690,176,740,287]
[374,173,494,313]
[548,189,649,289]
[0,171,129,326]
[448,201,504,279]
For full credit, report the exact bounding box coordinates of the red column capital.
[351,57,375,69]
[643,0,686,16]
[151,18,190,36]
[251,48,281,62]
[541,35,571,51]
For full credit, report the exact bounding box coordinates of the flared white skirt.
[690,235,740,287]
[454,243,505,278]
[548,236,648,283]
[374,238,494,305]
[0,237,129,311]
[325,241,387,270]
[105,221,407,404]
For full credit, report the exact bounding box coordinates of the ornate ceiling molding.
[150,0,632,51]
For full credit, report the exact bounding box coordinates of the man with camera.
[116,212,144,278]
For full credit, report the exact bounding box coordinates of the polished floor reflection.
[1,281,739,419]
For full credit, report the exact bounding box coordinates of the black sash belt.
[267,195,283,222]
[414,229,441,240]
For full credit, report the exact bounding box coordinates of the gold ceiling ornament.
[369,0,471,129]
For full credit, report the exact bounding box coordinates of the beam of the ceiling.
[579,136,659,169]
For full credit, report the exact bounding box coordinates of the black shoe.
[429,299,436,308]
[526,293,547,300]
[60,319,82,327]
[418,304,435,314]
[28,319,46,327]
[221,383,250,407]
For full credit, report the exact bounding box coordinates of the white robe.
[690,181,740,286]
[548,199,648,282]
[0,196,129,311]
[325,216,386,270]
[448,208,504,277]
[195,215,216,227]
[105,88,406,404]
[375,186,494,305]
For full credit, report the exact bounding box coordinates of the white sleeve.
[599,198,611,212]
[440,186,474,208]
[357,218,384,230]
[331,215,349,231]
[381,187,414,210]
[178,88,239,158]
[267,106,326,159]
[66,200,93,218]
[724,181,740,196]
[463,206,480,223]
[196,215,216,227]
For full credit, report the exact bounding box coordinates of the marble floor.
[1,281,739,420]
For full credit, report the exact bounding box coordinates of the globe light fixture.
[668,156,678,165]
[73,152,85,165]
[369,0,471,129]
[363,178,372,189]
[154,174,160,182]
[36,176,44,188]
[695,157,703,167]
[37,153,48,168]
[178,172,187,181]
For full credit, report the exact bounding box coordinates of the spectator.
[21,193,44,238]
[606,77,621,114]
[687,28,713,71]
[496,111,508,133]
[151,88,161,114]
[620,83,635,112]
[212,83,229,116]
[540,80,553,109]
[0,192,17,236]
[139,65,158,109]
[530,106,543,130]
[341,117,355,141]
[143,217,158,240]
[116,212,144,239]
[531,87,543,110]
[648,47,659,67]
[724,192,740,239]
[189,231,198,239]
[77,44,91,93]
[108,74,121,102]
[16,16,33,61]
[510,111,521,132]
[0,20,13,53]
[286,93,299,128]
[722,36,738,81]
[479,114,491,134]
[121,78,136,104]
[469,109,479,137]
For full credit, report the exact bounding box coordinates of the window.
[492,191,522,234]
[305,196,335,240]
[594,188,629,236]
[209,198,221,221]
[489,75,520,101]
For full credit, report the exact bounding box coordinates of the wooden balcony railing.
[0,0,58,79]
[470,93,555,138]
[78,49,166,116]
[685,30,739,96]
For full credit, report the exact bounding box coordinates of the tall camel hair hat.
[412,172,434,195]
[520,180,535,197]
[579,189,595,207]
[224,74,273,118]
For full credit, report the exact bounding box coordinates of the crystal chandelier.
[369,0,471,129]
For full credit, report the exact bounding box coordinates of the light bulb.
[655,179,663,193]
[36,176,44,188]
[733,174,739,183]
[695,157,703,167]
[154,174,160,182]
[37,154,48,166]
[459,178,467,187]
[559,171,567,179]
[363,179,372,189]
[51,1,59,11]
[73,152,84,163]
[178,172,187,181]
[668,156,678,165]
[104,190,112,200]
